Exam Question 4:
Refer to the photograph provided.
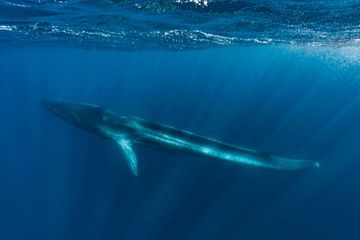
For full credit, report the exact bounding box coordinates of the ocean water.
[1,1,360,240]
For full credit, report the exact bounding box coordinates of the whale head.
[42,100,107,137]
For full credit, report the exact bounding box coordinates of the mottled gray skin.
[42,100,319,175]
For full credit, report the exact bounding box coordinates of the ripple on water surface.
[0,0,359,50]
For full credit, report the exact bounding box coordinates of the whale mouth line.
[70,111,81,124]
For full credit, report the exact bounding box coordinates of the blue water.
[1,1,360,240]
[1,0,359,49]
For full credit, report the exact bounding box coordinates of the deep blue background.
[0,46,359,240]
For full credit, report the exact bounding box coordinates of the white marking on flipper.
[116,138,138,176]
[99,126,139,176]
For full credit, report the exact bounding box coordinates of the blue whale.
[42,101,319,176]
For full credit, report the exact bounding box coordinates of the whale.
[42,100,319,176]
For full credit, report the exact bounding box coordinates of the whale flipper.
[116,138,138,176]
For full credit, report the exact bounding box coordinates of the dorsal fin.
[115,138,138,176]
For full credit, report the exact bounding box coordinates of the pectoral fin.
[116,138,138,176]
